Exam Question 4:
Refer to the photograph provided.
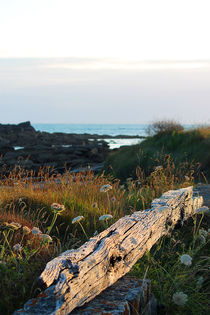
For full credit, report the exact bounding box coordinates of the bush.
[147,120,184,136]
[104,127,209,182]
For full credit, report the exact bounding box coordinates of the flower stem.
[79,222,88,240]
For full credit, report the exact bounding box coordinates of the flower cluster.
[155,165,163,171]
[195,206,209,215]
[31,227,42,235]
[180,254,192,266]
[172,292,188,306]
[23,226,31,235]
[72,216,84,224]
[39,234,53,243]
[7,222,21,230]
[13,243,22,252]
[99,214,113,221]
[51,203,65,212]
[100,184,112,193]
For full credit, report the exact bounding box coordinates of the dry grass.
[0,158,202,314]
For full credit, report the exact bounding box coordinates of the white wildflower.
[172,292,188,306]
[99,214,113,221]
[9,222,21,230]
[180,254,192,266]
[23,226,31,235]
[195,206,210,215]
[0,260,6,265]
[155,165,163,171]
[100,184,112,193]
[32,227,42,235]
[196,276,204,287]
[39,234,53,243]
[13,243,22,252]
[51,203,65,212]
[72,216,84,224]
[199,229,208,238]
[200,234,206,244]
[185,175,190,181]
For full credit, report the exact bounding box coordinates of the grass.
[104,126,210,182]
[0,151,209,314]
[129,214,210,314]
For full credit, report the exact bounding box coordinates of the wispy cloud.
[43,59,210,71]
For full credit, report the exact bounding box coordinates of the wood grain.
[14,186,203,315]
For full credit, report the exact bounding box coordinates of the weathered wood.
[14,186,203,315]
[71,276,156,315]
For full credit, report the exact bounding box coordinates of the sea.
[32,123,198,149]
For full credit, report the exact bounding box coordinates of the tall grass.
[104,126,210,182]
[0,157,207,314]
[129,214,209,314]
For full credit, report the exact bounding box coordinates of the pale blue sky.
[1,58,210,124]
[0,1,210,124]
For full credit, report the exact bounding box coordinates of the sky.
[0,0,210,124]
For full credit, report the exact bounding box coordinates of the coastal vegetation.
[104,122,210,182]
[0,122,209,314]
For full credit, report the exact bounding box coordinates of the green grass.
[104,126,210,182]
[129,215,210,314]
[0,147,209,314]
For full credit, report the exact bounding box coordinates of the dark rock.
[18,159,34,169]
[0,122,110,174]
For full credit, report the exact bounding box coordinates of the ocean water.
[33,124,148,149]
[32,123,197,149]
[33,124,148,137]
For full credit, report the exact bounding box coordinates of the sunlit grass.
[0,157,208,314]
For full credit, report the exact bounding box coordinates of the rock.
[3,151,18,160]
[0,122,110,174]
[0,137,10,146]
[18,159,34,169]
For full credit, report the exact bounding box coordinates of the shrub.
[147,120,184,136]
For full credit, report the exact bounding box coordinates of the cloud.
[0,58,210,124]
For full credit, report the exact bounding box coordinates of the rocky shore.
[0,122,143,174]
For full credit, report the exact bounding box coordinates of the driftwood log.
[14,186,203,314]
